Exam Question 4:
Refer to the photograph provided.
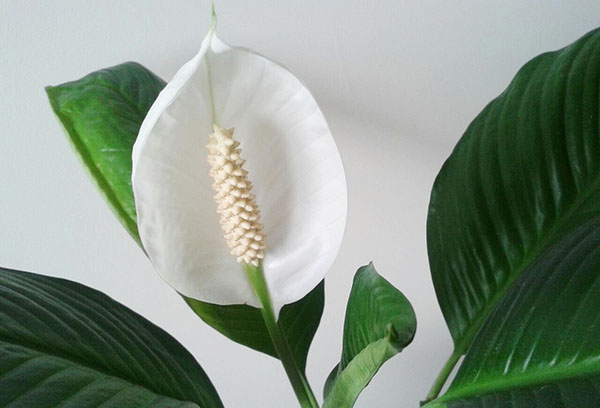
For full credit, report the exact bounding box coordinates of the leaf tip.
[44,84,58,100]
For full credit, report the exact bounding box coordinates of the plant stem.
[245,264,320,408]
[424,350,461,403]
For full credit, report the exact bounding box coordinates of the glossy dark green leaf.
[0,267,223,408]
[427,27,600,355]
[323,263,416,408]
[186,280,324,372]
[45,62,325,371]
[424,218,600,407]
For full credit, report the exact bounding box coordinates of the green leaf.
[323,263,416,408]
[46,62,164,245]
[185,280,324,372]
[0,267,223,408]
[45,62,325,371]
[427,27,600,356]
[423,218,600,407]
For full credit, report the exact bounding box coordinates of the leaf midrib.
[454,170,600,355]
[433,358,600,404]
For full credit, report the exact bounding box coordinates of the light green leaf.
[45,63,324,371]
[46,62,164,245]
[323,263,416,408]
[0,267,223,408]
[424,218,600,407]
[427,26,600,357]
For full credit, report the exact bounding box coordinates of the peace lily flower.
[131,10,347,317]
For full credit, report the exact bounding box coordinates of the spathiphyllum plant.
[3,2,600,407]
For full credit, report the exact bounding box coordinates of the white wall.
[1,1,599,406]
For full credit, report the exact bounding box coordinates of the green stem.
[245,264,320,408]
[424,350,462,403]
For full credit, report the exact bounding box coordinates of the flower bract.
[132,23,347,314]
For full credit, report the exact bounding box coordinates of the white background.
[1,1,599,407]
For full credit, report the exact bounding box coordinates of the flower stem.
[245,264,320,408]
[423,350,461,403]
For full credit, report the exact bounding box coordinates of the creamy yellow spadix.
[207,125,265,266]
[131,22,347,313]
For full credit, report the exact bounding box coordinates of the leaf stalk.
[423,350,461,404]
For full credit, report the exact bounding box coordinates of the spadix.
[207,124,265,267]
[131,19,347,314]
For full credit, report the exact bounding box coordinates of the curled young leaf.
[323,263,417,408]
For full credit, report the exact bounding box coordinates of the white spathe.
[132,26,347,314]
